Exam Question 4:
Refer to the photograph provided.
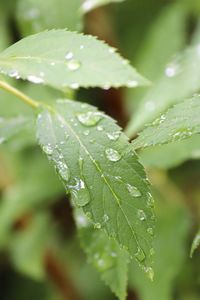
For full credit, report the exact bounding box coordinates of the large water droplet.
[69,178,90,207]
[105,148,121,162]
[135,247,145,262]
[126,184,141,197]
[137,209,146,221]
[27,75,44,84]
[77,111,102,126]
[67,59,81,71]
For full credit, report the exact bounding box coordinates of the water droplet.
[97,125,104,131]
[94,222,101,229]
[42,144,53,155]
[69,178,90,207]
[77,111,102,126]
[147,192,154,208]
[27,75,44,84]
[65,51,74,60]
[147,227,154,236]
[135,247,145,262]
[83,130,90,136]
[145,101,155,112]
[109,47,116,53]
[70,83,79,89]
[126,184,141,197]
[67,59,81,71]
[145,267,154,281]
[106,131,121,141]
[172,128,192,141]
[93,252,114,271]
[137,209,146,221]
[9,70,20,79]
[80,45,84,50]
[105,148,121,162]
[103,214,109,223]
[56,160,70,182]
[165,62,180,77]
[127,80,138,87]
[103,83,111,90]
[75,212,89,228]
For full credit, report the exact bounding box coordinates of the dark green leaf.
[37,99,155,273]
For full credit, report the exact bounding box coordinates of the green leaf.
[16,0,82,36]
[139,135,200,170]
[74,208,128,300]
[0,116,31,145]
[126,42,200,136]
[0,29,149,91]
[132,96,200,150]
[37,99,155,273]
[190,229,200,257]
[81,0,125,13]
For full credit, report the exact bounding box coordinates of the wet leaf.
[37,99,155,272]
[0,29,149,91]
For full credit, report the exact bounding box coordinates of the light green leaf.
[16,0,82,36]
[0,30,149,91]
[132,96,200,150]
[126,42,200,136]
[37,99,155,273]
[81,0,124,13]
[190,229,200,257]
[74,208,128,300]
[0,116,31,145]
[139,135,200,170]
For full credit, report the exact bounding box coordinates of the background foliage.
[0,0,200,299]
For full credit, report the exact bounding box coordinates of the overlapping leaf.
[74,208,128,300]
[37,99,155,273]
[132,96,200,150]
[16,0,82,36]
[126,42,200,136]
[0,30,149,91]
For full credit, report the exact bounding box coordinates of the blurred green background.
[0,0,200,299]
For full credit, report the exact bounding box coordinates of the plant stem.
[0,80,40,109]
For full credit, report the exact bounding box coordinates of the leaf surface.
[132,96,200,150]
[0,30,148,91]
[75,208,128,300]
[37,99,155,272]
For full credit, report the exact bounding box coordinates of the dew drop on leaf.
[126,184,141,197]
[27,75,44,84]
[137,209,146,221]
[56,160,70,182]
[135,247,146,262]
[105,148,121,162]
[42,144,53,155]
[145,267,154,281]
[65,51,74,60]
[69,178,90,207]
[106,131,121,141]
[77,111,102,126]
[67,59,81,71]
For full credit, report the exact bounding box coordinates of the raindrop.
[75,212,89,228]
[145,267,154,281]
[105,148,121,162]
[94,253,114,271]
[127,80,138,87]
[94,222,101,229]
[137,209,146,221]
[77,111,102,126]
[135,247,145,262]
[106,131,121,141]
[69,178,90,207]
[147,227,154,236]
[56,160,70,182]
[67,59,81,71]
[8,70,20,79]
[126,184,141,197]
[147,192,154,208]
[27,75,44,84]
[65,51,74,60]
[42,144,53,155]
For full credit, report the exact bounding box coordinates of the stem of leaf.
[0,79,40,109]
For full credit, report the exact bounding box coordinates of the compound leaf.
[0,30,149,91]
[37,99,155,274]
